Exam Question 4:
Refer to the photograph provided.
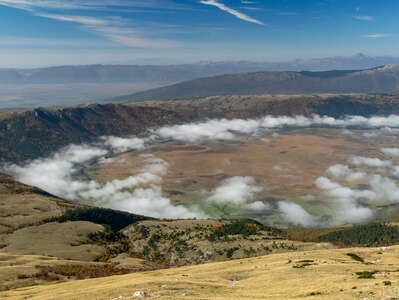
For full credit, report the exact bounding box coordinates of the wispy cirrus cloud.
[0,0,181,48]
[361,33,390,38]
[35,12,179,48]
[0,0,82,10]
[200,0,264,25]
[0,0,187,11]
[354,15,374,21]
[35,13,108,25]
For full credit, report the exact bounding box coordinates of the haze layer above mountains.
[2,54,399,85]
[1,54,399,109]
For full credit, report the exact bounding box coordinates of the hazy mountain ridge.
[2,54,399,85]
[117,65,399,102]
[2,55,399,110]
[0,63,289,84]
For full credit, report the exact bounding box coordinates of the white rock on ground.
[132,291,147,298]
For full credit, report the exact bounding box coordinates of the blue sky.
[0,0,398,67]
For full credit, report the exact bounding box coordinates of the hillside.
[3,155,399,298]
[0,172,342,295]
[118,65,399,101]
[0,104,186,162]
[1,94,399,163]
[2,245,399,300]
[0,173,158,291]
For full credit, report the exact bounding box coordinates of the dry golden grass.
[0,252,117,292]
[3,221,106,261]
[0,176,107,262]
[1,245,399,300]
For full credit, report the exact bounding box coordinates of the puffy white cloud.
[154,118,260,142]
[154,114,399,144]
[102,136,146,152]
[315,176,374,224]
[278,201,318,227]
[326,164,351,178]
[6,143,205,219]
[348,156,392,168]
[326,164,367,182]
[206,176,263,205]
[243,201,270,211]
[346,171,367,182]
[369,175,399,203]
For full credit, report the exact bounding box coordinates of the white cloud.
[7,114,399,224]
[326,164,367,183]
[278,201,318,227]
[200,0,264,25]
[244,201,269,210]
[206,176,263,205]
[354,15,374,21]
[155,118,260,142]
[0,0,180,49]
[101,136,146,152]
[0,0,81,10]
[315,177,374,224]
[35,13,108,25]
[154,115,399,144]
[6,142,205,219]
[348,156,392,168]
[0,0,183,11]
[361,34,390,38]
[346,171,367,182]
[326,164,350,178]
[369,175,399,203]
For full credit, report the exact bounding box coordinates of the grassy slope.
[0,174,157,291]
[2,245,399,300]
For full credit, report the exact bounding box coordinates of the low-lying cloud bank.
[154,114,399,143]
[297,148,399,225]
[5,114,399,224]
[6,142,205,219]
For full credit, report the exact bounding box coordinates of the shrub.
[207,220,283,242]
[226,247,239,258]
[356,271,378,279]
[33,265,131,280]
[51,207,152,231]
[346,253,365,263]
[318,223,399,247]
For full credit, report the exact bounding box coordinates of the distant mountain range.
[2,54,399,110]
[2,54,399,85]
[116,65,399,102]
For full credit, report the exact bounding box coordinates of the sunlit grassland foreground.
[1,245,399,300]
